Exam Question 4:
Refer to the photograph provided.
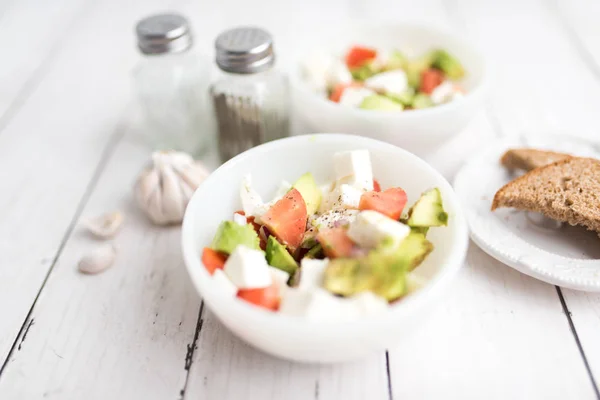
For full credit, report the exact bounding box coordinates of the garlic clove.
[81,211,124,239]
[157,161,185,224]
[78,244,117,274]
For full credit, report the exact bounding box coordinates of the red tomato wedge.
[329,82,362,103]
[373,179,382,192]
[261,188,308,252]
[345,46,377,69]
[237,283,280,311]
[317,228,355,258]
[201,247,227,275]
[359,188,408,220]
[420,68,444,94]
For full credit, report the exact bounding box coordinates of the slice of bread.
[500,148,572,171]
[492,157,600,233]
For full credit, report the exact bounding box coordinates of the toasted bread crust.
[500,148,572,172]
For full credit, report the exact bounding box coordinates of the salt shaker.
[133,13,213,156]
[210,27,290,161]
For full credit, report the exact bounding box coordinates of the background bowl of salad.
[289,22,488,156]
[182,134,469,363]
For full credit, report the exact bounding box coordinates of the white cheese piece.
[347,210,410,249]
[269,267,290,289]
[330,184,364,209]
[233,212,248,226]
[333,150,374,191]
[240,175,265,217]
[348,292,389,316]
[302,52,335,92]
[224,246,272,289]
[430,81,460,105]
[309,209,359,233]
[298,258,329,291]
[364,70,408,95]
[212,269,238,297]
[273,180,292,199]
[325,60,353,88]
[279,288,360,321]
[370,49,390,70]
[338,87,376,108]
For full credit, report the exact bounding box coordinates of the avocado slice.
[351,63,378,81]
[394,232,434,271]
[412,93,434,109]
[386,50,408,71]
[293,172,321,215]
[405,51,436,88]
[266,236,298,275]
[386,87,415,107]
[406,188,448,227]
[360,95,404,111]
[432,49,465,80]
[211,221,261,254]
[410,226,429,236]
[305,243,324,259]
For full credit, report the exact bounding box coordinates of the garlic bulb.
[135,151,210,225]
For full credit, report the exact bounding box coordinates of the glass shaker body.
[132,51,214,157]
[210,68,290,162]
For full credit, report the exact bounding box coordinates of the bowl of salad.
[182,134,468,362]
[290,22,488,155]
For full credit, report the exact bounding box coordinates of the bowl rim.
[182,134,469,334]
[288,20,489,119]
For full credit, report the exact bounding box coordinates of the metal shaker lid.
[215,27,275,74]
[136,13,192,55]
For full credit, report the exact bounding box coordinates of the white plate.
[454,133,600,291]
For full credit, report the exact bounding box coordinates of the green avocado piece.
[305,243,324,259]
[360,95,404,111]
[386,87,415,107]
[395,232,434,271]
[386,50,408,70]
[410,226,429,236]
[432,49,465,80]
[211,221,261,254]
[323,246,412,301]
[412,93,434,109]
[266,236,298,274]
[351,63,378,81]
[293,172,321,215]
[407,188,449,227]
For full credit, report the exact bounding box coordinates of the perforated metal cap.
[136,13,192,55]
[215,27,275,74]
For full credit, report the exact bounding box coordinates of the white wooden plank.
[0,138,200,399]
[390,244,595,399]
[185,309,389,400]
[0,0,178,369]
[0,0,90,123]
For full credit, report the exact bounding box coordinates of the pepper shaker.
[210,27,290,162]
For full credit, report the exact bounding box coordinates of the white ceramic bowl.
[182,134,469,363]
[289,22,488,156]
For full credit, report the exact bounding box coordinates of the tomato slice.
[202,247,227,275]
[261,188,308,252]
[329,83,348,103]
[345,46,377,69]
[420,68,444,94]
[373,179,381,192]
[359,187,408,220]
[317,228,356,258]
[237,283,280,311]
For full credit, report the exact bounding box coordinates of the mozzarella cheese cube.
[430,81,459,105]
[320,184,364,212]
[364,70,408,95]
[339,87,376,108]
[348,292,389,316]
[233,212,247,226]
[309,209,359,231]
[279,288,360,321]
[269,267,290,289]
[298,258,329,291]
[240,175,265,217]
[224,246,272,289]
[212,269,238,297]
[325,60,353,88]
[347,210,410,249]
[333,150,374,191]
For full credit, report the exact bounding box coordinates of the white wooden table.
[1,0,600,398]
